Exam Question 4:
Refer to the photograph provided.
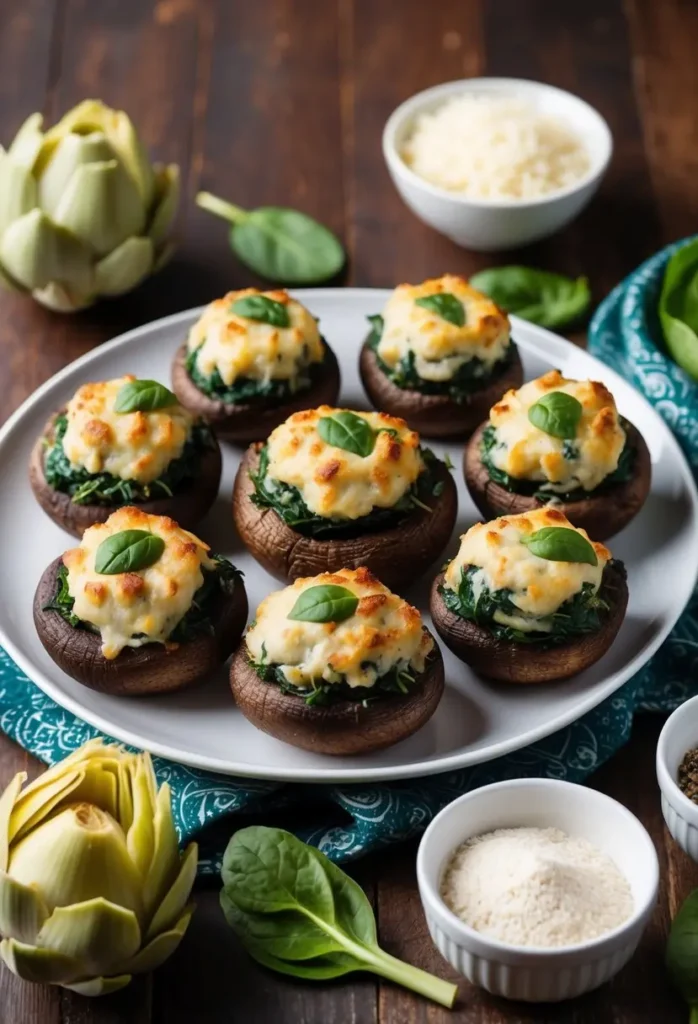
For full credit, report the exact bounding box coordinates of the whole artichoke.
[0,739,197,995]
[0,100,179,312]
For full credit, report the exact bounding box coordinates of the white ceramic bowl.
[416,779,658,1002]
[383,77,613,252]
[657,695,698,860]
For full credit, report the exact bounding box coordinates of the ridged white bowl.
[657,695,698,860]
[382,77,612,252]
[416,779,658,1002]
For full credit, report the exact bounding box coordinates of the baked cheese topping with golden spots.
[63,507,215,659]
[487,370,626,492]
[264,406,424,520]
[187,288,324,387]
[377,275,510,382]
[246,567,433,689]
[60,376,193,484]
[444,508,609,632]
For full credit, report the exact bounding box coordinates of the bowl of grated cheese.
[416,778,658,1002]
[383,78,612,252]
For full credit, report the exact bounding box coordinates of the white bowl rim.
[417,777,659,960]
[383,76,614,210]
[656,694,698,825]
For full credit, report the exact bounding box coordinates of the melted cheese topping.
[246,567,433,689]
[61,376,193,484]
[265,406,424,520]
[377,275,510,382]
[63,506,215,659]
[488,370,626,492]
[187,288,324,387]
[444,508,609,632]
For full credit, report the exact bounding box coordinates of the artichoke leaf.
[7,112,44,170]
[1,937,83,984]
[32,281,94,313]
[153,240,175,274]
[9,767,84,843]
[117,760,134,837]
[0,869,49,943]
[148,163,179,245]
[95,236,153,296]
[67,761,119,820]
[142,782,179,922]
[0,148,37,236]
[110,110,155,209]
[117,905,193,976]
[37,898,141,978]
[64,973,132,997]
[0,209,93,294]
[126,757,155,880]
[52,158,146,256]
[37,131,115,220]
[146,842,197,941]
[0,773,25,870]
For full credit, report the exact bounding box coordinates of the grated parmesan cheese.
[441,826,633,947]
[402,95,590,200]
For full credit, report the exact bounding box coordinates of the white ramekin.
[657,694,698,860]
[382,77,612,252]
[416,778,658,1002]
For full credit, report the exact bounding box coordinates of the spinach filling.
[250,647,432,707]
[44,415,215,507]
[249,443,447,540]
[367,321,514,403]
[440,564,614,646]
[185,341,326,405]
[44,557,242,645]
[480,420,636,503]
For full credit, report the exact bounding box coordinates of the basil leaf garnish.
[317,411,376,458]
[367,313,384,337]
[231,295,291,328]
[288,584,359,623]
[528,392,583,439]
[94,530,166,575]
[522,526,598,566]
[415,293,465,327]
[114,380,178,414]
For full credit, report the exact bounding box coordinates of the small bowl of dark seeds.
[657,695,698,861]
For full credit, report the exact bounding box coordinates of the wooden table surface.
[1,0,696,1021]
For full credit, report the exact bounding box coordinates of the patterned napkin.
[3,251,697,875]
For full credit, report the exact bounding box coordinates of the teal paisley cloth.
[2,242,697,874]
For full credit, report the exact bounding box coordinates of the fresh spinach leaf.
[522,526,597,566]
[220,827,457,1008]
[667,888,698,1015]
[231,294,290,328]
[94,530,165,575]
[415,292,465,327]
[470,266,590,328]
[288,584,358,624]
[317,411,376,457]
[196,191,345,284]
[528,391,583,439]
[114,379,178,413]
[367,313,384,336]
[659,239,698,381]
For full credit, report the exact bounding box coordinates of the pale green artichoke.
[0,739,197,995]
[0,100,179,311]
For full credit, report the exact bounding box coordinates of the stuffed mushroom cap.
[230,566,444,754]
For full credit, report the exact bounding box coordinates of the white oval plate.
[0,289,696,783]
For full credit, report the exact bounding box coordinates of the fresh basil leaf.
[522,526,598,566]
[288,584,359,623]
[231,294,291,328]
[114,380,178,414]
[659,240,698,381]
[667,888,698,1006]
[415,292,465,327]
[470,266,591,329]
[195,191,345,284]
[317,411,376,457]
[220,827,457,1007]
[94,530,165,575]
[528,392,583,439]
[367,313,384,337]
